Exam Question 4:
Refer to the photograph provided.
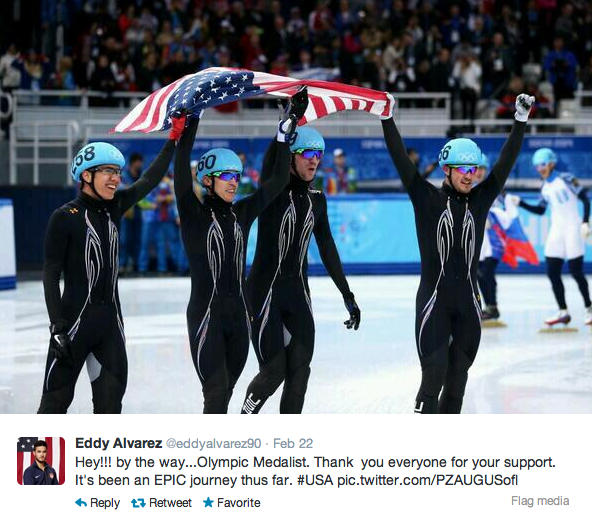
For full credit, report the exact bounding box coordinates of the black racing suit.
[39,140,176,414]
[382,117,525,414]
[174,118,290,414]
[241,141,354,414]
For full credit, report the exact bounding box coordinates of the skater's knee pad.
[93,399,123,414]
[258,351,286,388]
[443,371,469,400]
[418,365,446,398]
[92,374,125,414]
[37,385,75,414]
[202,366,229,396]
[450,343,476,370]
[285,365,311,397]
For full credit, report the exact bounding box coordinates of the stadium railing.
[9,120,79,185]
[0,91,13,120]
[5,89,592,187]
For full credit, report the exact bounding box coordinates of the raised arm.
[117,140,175,213]
[173,116,202,216]
[117,114,188,213]
[237,121,291,225]
[237,87,309,224]
[260,138,278,184]
[381,117,422,191]
[478,94,534,203]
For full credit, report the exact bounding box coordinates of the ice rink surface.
[1,275,591,414]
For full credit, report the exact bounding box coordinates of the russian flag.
[492,216,539,268]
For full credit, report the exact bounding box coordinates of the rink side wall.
[1,134,592,274]
[2,187,591,275]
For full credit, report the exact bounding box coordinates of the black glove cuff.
[343,292,355,302]
[50,320,68,335]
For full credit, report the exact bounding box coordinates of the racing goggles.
[294,148,324,160]
[89,166,123,177]
[210,170,241,182]
[449,165,478,176]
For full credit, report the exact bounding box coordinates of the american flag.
[16,437,65,485]
[112,67,393,133]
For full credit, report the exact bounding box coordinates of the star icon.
[204,497,213,508]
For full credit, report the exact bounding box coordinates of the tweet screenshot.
[3,416,590,523]
[2,1,592,522]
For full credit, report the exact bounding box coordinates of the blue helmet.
[289,126,325,153]
[196,148,243,183]
[532,147,557,166]
[438,138,482,167]
[71,142,125,182]
[479,153,490,169]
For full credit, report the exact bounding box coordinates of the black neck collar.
[288,172,310,193]
[205,193,233,215]
[76,191,112,211]
[442,180,469,200]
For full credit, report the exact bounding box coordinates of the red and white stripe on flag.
[16,437,66,485]
[112,67,393,133]
[253,73,394,125]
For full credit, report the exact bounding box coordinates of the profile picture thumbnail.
[17,437,65,485]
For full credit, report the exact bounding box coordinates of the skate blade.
[538,326,578,333]
[482,320,507,328]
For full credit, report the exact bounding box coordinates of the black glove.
[278,86,309,135]
[49,321,72,361]
[343,294,361,330]
[290,85,309,121]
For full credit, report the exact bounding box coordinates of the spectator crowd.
[2,1,590,273]
[1,0,592,119]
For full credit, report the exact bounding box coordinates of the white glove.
[505,194,521,207]
[581,222,591,239]
[514,94,535,122]
[277,115,297,142]
[380,92,395,120]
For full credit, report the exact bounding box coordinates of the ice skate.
[584,307,592,326]
[539,310,578,333]
[481,306,506,328]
